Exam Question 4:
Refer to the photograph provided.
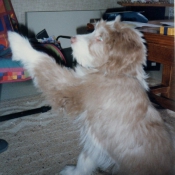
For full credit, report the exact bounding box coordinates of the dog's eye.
[96,36,103,42]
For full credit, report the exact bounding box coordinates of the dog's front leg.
[60,151,97,175]
[8,32,83,114]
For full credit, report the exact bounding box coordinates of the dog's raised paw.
[8,32,32,61]
[8,31,43,65]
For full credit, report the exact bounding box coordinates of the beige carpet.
[0,94,81,175]
[0,94,175,175]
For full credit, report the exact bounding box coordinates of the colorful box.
[160,26,175,36]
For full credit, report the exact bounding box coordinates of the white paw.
[8,32,30,61]
[8,31,43,66]
[59,165,76,175]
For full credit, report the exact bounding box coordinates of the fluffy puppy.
[8,16,175,175]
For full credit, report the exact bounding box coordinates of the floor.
[0,94,113,175]
[0,80,40,101]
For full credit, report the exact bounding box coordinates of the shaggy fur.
[8,16,175,175]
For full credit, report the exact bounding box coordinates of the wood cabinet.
[142,30,175,111]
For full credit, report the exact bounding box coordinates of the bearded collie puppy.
[8,16,175,175]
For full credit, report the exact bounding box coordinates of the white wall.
[11,0,119,24]
[26,10,102,48]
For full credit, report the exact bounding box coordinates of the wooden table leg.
[168,65,175,100]
[161,64,172,98]
[150,64,175,111]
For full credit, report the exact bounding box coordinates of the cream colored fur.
[8,16,175,175]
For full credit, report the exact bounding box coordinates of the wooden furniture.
[117,1,174,7]
[140,26,175,111]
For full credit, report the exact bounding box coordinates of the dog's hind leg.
[8,32,83,113]
[60,151,97,175]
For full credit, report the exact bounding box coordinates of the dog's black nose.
[71,36,77,44]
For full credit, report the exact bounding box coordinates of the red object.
[0,0,18,48]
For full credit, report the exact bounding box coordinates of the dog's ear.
[95,19,105,28]
[114,15,121,23]
[113,15,121,30]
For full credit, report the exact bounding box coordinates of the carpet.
[0,94,175,175]
[0,94,80,175]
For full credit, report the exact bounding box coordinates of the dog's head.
[71,16,147,84]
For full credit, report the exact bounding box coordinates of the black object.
[147,91,165,110]
[61,47,77,68]
[56,35,71,40]
[105,7,166,21]
[32,42,67,67]
[31,35,76,69]
[56,35,77,68]
[36,29,49,39]
[103,11,148,23]
[126,6,166,20]
[0,106,51,122]
[0,139,8,153]
[144,60,161,71]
